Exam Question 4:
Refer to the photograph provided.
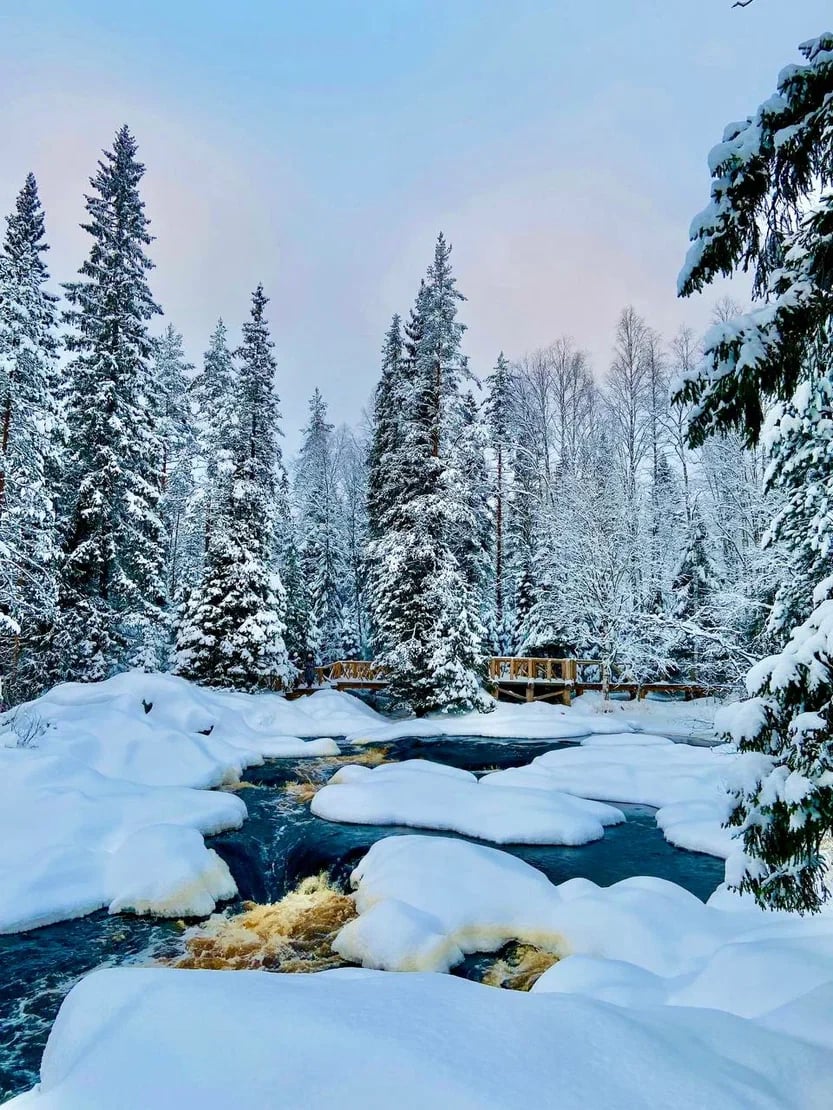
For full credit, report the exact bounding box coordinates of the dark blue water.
[0,736,724,1103]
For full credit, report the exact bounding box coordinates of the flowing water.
[0,735,725,1102]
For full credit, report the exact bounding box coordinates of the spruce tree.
[176,286,290,688]
[485,352,513,648]
[56,126,166,677]
[188,319,238,560]
[295,388,344,662]
[670,503,716,679]
[0,173,60,698]
[153,324,195,602]
[371,236,488,714]
[366,315,405,542]
[677,33,833,910]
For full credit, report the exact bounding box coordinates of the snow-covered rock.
[0,747,245,932]
[0,671,379,933]
[481,741,771,861]
[334,835,747,976]
[11,962,833,1109]
[312,758,624,846]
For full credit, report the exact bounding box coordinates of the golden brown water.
[481,943,560,991]
[173,874,356,973]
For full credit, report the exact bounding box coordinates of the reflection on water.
[0,735,725,1102]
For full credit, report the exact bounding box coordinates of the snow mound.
[0,748,246,933]
[312,758,624,845]
[482,741,771,861]
[13,963,832,1108]
[0,671,375,933]
[335,835,743,976]
[336,836,833,1040]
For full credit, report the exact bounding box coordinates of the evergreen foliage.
[295,388,344,662]
[0,173,60,697]
[678,34,833,911]
[175,286,290,688]
[369,236,488,714]
[56,126,166,677]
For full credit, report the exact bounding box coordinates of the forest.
[0,130,774,718]
[3,8,833,1109]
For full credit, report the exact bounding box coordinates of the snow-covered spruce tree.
[153,324,195,602]
[677,33,833,911]
[294,388,344,662]
[447,390,492,644]
[277,493,309,659]
[0,173,61,699]
[669,503,717,679]
[371,238,489,713]
[56,127,166,677]
[337,426,369,656]
[366,315,405,544]
[176,285,290,688]
[485,352,514,650]
[186,319,238,569]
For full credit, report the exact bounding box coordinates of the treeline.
[0,125,781,713]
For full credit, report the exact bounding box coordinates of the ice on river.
[312,758,624,845]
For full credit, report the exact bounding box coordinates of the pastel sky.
[2,1,830,447]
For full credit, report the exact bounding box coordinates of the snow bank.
[312,758,624,846]
[6,672,354,790]
[336,836,833,1046]
[344,699,636,744]
[335,835,745,975]
[571,690,719,739]
[481,741,771,860]
[12,966,832,1110]
[0,672,376,933]
[0,747,244,932]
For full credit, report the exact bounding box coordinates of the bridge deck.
[304,659,715,705]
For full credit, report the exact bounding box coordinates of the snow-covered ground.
[0,674,723,934]
[0,672,366,933]
[10,676,833,1107]
[344,696,645,744]
[12,961,831,1110]
[12,840,833,1109]
[312,758,624,845]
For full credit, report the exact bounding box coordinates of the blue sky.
[2,1,831,446]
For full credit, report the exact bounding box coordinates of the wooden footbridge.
[302,658,712,705]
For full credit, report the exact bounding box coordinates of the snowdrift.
[312,758,624,845]
[0,672,374,932]
[11,946,833,1109]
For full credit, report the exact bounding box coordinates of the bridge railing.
[488,657,578,683]
[316,659,386,684]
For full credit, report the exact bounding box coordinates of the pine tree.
[677,34,833,910]
[56,126,166,678]
[0,173,61,698]
[295,388,344,662]
[175,285,290,688]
